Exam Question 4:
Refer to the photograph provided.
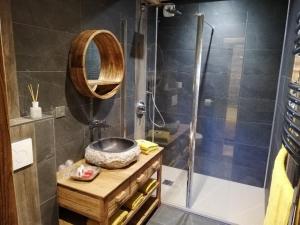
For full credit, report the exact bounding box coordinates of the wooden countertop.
[57,147,163,199]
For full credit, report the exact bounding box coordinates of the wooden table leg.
[157,156,162,206]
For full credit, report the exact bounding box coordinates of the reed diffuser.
[28,83,42,119]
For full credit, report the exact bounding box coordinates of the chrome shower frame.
[186,14,204,208]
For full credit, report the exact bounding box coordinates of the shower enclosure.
[139,0,287,224]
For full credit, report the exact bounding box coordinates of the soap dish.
[70,164,101,181]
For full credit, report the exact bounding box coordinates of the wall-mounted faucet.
[89,119,111,142]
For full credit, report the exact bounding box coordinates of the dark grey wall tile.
[243,50,281,76]
[245,22,285,50]
[40,196,59,225]
[93,97,121,126]
[13,23,74,72]
[197,117,226,142]
[236,122,272,147]
[35,118,55,162]
[238,98,275,123]
[55,108,86,148]
[158,49,195,73]
[232,144,268,170]
[201,73,231,99]
[199,98,237,119]
[158,25,196,51]
[240,74,278,100]
[12,0,81,33]
[194,155,233,180]
[231,163,266,187]
[37,156,57,203]
[204,49,236,75]
[247,0,288,23]
[17,71,90,115]
[17,72,66,114]
[56,137,85,167]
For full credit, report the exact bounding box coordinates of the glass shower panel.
[145,6,201,207]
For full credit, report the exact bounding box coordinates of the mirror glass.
[85,40,101,80]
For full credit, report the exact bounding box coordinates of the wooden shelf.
[87,80,121,86]
[118,182,159,225]
[129,197,159,225]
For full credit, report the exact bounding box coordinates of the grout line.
[12,21,78,35]
[17,71,66,73]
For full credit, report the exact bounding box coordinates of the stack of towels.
[136,139,159,155]
[110,179,158,225]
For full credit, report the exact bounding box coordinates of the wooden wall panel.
[10,123,42,225]
[0,0,20,119]
[0,14,18,225]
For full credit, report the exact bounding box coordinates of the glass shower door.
[145,8,204,207]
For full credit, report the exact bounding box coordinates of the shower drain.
[162,179,174,186]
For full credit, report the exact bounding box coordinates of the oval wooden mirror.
[69,30,125,99]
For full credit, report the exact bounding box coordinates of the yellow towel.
[264,146,294,225]
[147,130,170,143]
[136,139,158,149]
[136,139,159,154]
[140,179,158,195]
[141,147,159,155]
[124,192,145,210]
[110,210,128,225]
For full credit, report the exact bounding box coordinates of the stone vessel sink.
[85,137,140,169]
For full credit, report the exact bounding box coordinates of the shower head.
[163,4,182,17]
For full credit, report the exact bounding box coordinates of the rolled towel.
[124,192,145,210]
[110,210,128,225]
[147,130,170,143]
[140,179,158,195]
[136,139,158,149]
[136,139,159,155]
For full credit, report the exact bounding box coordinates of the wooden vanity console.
[57,148,163,225]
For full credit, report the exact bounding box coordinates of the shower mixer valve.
[136,100,146,119]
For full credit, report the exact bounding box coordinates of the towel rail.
[282,11,300,224]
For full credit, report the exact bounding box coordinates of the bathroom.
[0,0,299,224]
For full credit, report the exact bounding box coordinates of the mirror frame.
[69,30,125,99]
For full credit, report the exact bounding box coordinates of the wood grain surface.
[0,0,20,119]
[69,30,125,99]
[0,16,18,225]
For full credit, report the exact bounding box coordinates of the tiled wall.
[266,0,300,199]
[11,0,138,224]
[155,0,288,187]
